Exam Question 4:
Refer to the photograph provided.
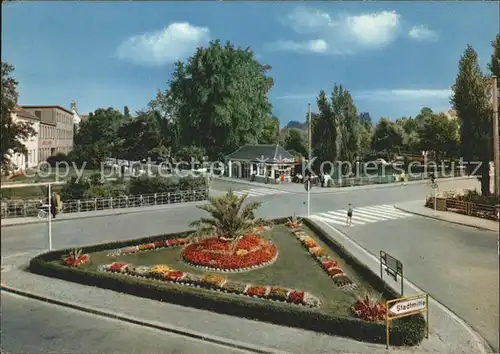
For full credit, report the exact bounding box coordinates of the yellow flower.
[150,265,170,275]
[236,249,249,256]
[202,274,226,286]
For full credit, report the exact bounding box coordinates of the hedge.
[29,218,426,346]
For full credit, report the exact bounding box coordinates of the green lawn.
[79,224,382,317]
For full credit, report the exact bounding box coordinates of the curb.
[215,176,475,194]
[0,284,283,354]
[393,205,498,232]
[1,201,208,228]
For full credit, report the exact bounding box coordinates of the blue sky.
[2,1,498,125]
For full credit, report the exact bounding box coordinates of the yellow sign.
[385,293,429,349]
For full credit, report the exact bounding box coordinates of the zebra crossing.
[310,204,413,228]
[232,188,290,198]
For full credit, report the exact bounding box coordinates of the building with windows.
[21,105,74,158]
[10,106,40,168]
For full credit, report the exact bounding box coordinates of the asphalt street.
[2,177,495,352]
[323,215,499,351]
[0,291,250,354]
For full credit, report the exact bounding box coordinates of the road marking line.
[347,209,393,221]
[376,205,414,217]
[359,206,409,219]
[336,209,379,223]
[323,212,360,224]
[310,215,345,226]
[314,220,488,354]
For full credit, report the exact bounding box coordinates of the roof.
[21,105,73,115]
[12,106,40,121]
[226,144,294,162]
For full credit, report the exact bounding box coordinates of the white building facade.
[11,106,40,169]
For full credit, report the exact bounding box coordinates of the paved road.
[315,215,499,352]
[0,291,251,354]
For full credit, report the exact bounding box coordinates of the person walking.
[346,203,353,227]
[49,192,62,219]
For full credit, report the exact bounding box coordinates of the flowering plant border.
[98,262,321,308]
[106,237,191,256]
[292,230,357,290]
[62,249,90,267]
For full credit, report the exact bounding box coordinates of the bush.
[127,175,207,195]
[456,190,499,206]
[60,177,91,200]
[46,153,70,167]
[29,217,426,346]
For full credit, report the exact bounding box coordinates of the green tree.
[312,90,338,171]
[395,116,421,152]
[258,115,280,144]
[175,145,207,166]
[284,128,307,156]
[74,107,127,157]
[451,45,492,195]
[359,112,372,128]
[334,85,360,163]
[117,111,163,161]
[417,112,459,161]
[123,105,131,117]
[371,117,403,155]
[156,40,274,159]
[1,62,36,173]
[488,34,500,84]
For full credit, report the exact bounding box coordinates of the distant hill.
[285,120,306,130]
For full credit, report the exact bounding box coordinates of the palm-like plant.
[189,190,271,245]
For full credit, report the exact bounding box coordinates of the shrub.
[178,176,207,191]
[127,175,179,195]
[46,152,70,166]
[60,177,91,200]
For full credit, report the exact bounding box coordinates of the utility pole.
[492,75,499,196]
[307,103,312,217]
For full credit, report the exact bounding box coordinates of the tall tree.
[1,62,36,173]
[451,45,492,195]
[117,111,163,161]
[155,40,274,159]
[488,34,500,84]
[334,85,360,163]
[417,112,459,161]
[312,90,338,171]
[284,128,307,156]
[258,115,280,144]
[123,105,131,117]
[371,117,403,156]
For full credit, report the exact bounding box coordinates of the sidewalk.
[394,200,499,232]
[0,222,492,354]
[0,201,207,228]
[214,175,475,194]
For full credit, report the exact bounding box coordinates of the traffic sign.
[389,297,426,315]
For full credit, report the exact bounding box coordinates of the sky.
[2,1,499,126]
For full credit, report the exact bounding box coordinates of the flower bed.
[182,234,278,272]
[99,262,321,307]
[293,230,356,289]
[106,237,190,256]
[62,250,90,267]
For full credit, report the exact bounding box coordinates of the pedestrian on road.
[346,203,353,227]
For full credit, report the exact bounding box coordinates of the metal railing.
[0,189,209,219]
[330,171,462,188]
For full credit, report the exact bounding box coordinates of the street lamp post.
[491,75,499,197]
[307,103,312,217]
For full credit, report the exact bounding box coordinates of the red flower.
[164,271,184,281]
[328,267,344,277]
[153,240,168,248]
[108,263,127,272]
[288,291,304,304]
[321,259,338,269]
[353,299,386,321]
[246,286,266,296]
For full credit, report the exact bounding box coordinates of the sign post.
[304,180,311,216]
[386,293,429,349]
[380,251,404,296]
[432,182,438,217]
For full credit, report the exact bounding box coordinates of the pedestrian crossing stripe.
[232,188,290,197]
[310,205,413,227]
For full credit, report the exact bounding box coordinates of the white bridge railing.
[1,189,209,219]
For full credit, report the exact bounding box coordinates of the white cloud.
[408,25,438,41]
[270,39,329,54]
[272,8,401,55]
[117,23,210,65]
[353,89,451,101]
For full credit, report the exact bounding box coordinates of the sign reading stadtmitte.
[389,297,427,316]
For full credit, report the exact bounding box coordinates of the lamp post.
[491,75,499,197]
[307,103,312,217]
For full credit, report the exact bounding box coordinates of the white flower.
[303,293,321,307]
